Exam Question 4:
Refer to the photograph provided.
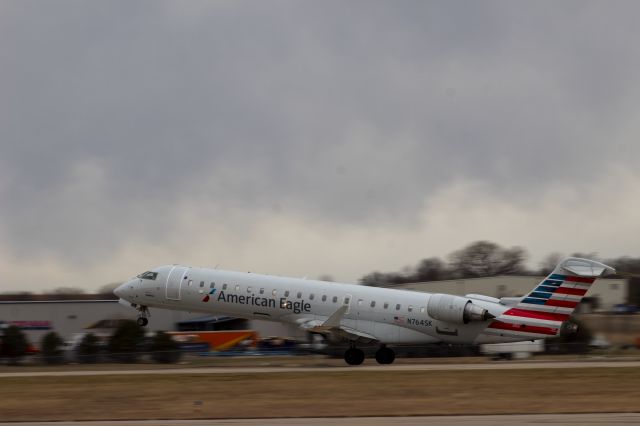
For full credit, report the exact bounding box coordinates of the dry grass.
[0,368,639,421]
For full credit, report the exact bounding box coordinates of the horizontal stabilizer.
[562,258,615,277]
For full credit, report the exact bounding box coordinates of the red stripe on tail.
[564,276,595,284]
[545,299,579,308]
[503,308,569,322]
[554,287,588,296]
[488,321,558,336]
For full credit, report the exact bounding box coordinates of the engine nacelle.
[427,294,495,324]
[560,321,579,336]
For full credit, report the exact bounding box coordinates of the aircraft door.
[342,293,356,329]
[166,266,188,300]
[343,294,352,314]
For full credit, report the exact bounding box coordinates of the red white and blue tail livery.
[484,258,614,340]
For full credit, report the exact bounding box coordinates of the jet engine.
[427,294,495,324]
[560,321,579,336]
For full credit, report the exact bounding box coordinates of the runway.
[1,413,639,426]
[1,359,639,377]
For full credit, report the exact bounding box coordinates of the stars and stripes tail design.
[485,258,615,339]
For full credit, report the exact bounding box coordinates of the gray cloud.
[2,1,640,289]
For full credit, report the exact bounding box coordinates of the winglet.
[323,305,348,327]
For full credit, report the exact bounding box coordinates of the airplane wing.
[296,305,379,344]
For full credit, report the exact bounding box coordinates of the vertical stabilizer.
[485,258,614,339]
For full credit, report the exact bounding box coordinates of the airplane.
[114,257,614,365]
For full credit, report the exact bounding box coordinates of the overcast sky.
[2,1,640,292]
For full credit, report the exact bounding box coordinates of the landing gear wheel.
[344,348,365,365]
[375,346,395,364]
[135,305,150,327]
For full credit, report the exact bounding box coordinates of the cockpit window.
[137,271,158,280]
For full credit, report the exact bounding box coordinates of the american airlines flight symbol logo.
[202,288,216,302]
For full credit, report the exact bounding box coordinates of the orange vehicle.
[168,330,257,352]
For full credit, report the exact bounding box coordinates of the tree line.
[359,240,640,287]
[0,320,181,365]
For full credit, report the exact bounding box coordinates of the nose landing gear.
[136,305,150,327]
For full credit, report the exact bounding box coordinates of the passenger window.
[408,305,413,312]
[396,304,401,310]
[200,281,204,287]
[210,282,215,288]
[370,301,376,308]
[259,288,264,295]
[309,294,315,300]
[344,296,350,305]
[384,303,389,309]
[322,295,327,302]
[222,283,228,290]
[285,290,290,297]
[357,299,363,306]
[247,286,252,293]
[332,296,338,303]
[297,292,302,299]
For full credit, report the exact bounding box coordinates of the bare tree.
[360,272,392,287]
[317,274,334,282]
[96,282,122,295]
[415,257,448,282]
[537,252,564,275]
[605,256,640,276]
[571,252,599,261]
[448,241,528,278]
[45,287,86,295]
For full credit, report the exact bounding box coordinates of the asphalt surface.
[1,360,640,377]
[1,414,639,425]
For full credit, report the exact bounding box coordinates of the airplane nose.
[114,282,128,298]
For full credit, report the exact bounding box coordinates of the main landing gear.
[375,345,395,365]
[344,346,365,365]
[136,305,150,327]
[343,345,396,365]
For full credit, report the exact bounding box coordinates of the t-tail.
[485,257,615,340]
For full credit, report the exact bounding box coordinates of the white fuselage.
[115,265,523,346]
